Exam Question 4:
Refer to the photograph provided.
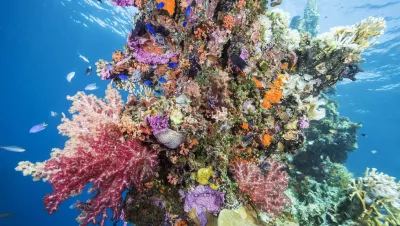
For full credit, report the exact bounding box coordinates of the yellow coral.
[196,166,214,185]
[354,17,386,49]
[156,0,175,16]
[170,109,184,125]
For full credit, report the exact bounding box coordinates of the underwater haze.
[0,0,400,226]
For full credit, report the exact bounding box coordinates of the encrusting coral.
[16,0,388,225]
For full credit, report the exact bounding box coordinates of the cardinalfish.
[29,123,47,133]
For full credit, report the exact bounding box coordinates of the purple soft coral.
[101,67,112,80]
[184,185,224,226]
[299,116,310,129]
[127,32,178,65]
[112,0,135,7]
[146,114,169,135]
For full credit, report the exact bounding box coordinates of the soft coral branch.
[17,85,158,226]
[230,158,290,217]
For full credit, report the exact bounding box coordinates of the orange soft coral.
[156,0,175,16]
[262,134,273,147]
[253,77,263,88]
[223,15,235,30]
[264,88,283,103]
[273,74,286,87]
[261,88,282,108]
[261,74,285,109]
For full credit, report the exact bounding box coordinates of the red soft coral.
[230,158,290,217]
[19,85,158,226]
[44,126,158,225]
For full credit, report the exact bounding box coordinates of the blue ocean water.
[0,0,399,225]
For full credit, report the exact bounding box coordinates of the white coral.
[300,96,326,121]
[362,168,400,209]
[258,9,300,51]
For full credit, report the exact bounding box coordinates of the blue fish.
[146,23,156,36]
[106,64,114,71]
[158,77,167,83]
[186,6,191,18]
[262,163,269,167]
[119,74,129,80]
[69,202,76,209]
[29,123,48,133]
[242,134,254,142]
[156,2,165,9]
[183,21,188,27]
[144,80,153,86]
[168,62,179,68]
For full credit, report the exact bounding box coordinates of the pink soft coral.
[17,85,158,226]
[230,158,290,217]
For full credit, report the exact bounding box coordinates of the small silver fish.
[371,150,377,154]
[50,111,58,117]
[69,202,76,209]
[0,213,13,218]
[0,145,25,152]
[85,83,98,91]
[29,123,48,133]
[78,53,90,63]
[66,72,75,82]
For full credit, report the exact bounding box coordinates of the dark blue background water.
[0,0,399,225]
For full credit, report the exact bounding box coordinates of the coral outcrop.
[16,0,387,225]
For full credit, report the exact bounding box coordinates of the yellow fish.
[329,129,337,134]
